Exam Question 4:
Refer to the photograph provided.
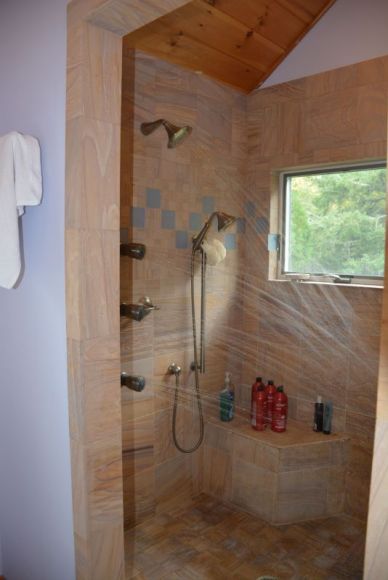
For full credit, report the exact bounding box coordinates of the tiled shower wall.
[241,56,388,520]
[120,49,247,528]
[121,51,387,528]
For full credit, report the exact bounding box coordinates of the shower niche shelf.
[120,242,146,260]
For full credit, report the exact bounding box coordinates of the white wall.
[263,0,388,87]
[0,1,75,579]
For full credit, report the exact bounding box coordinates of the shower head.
[192,211,237,252]
[140,119,192,149]
[215,211,236,232]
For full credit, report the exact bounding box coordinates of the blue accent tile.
[161,210,176,230]
[255,216,269,234]
[146,188,161,208]
[131,207,145,229]
[236,217,246,234]
[268,233,280,252]
[120,228,129,243]
[202,196,215,214]
[224,233,237,250]
[176,230,189,249]
[189,212,202,231]
[245,201,256,216]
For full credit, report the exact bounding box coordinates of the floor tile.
[125,493,365,579]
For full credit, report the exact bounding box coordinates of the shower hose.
[172,251,205,453]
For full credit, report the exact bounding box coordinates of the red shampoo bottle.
[271,386,288,433]
[265,380,277,427]
[251,377,263,428]
[253,385,267,431]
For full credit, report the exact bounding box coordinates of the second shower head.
[192,211,237,253]
[140,119,192,149]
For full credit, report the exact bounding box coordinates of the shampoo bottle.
[251,376,263,428]
[323,401,333,434]
[271,386,288,432]
[253,384,267,431]
[220,372,234,422]
[265,380,277,426]
[313,395,324,432]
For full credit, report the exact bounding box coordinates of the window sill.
[269,277,383,289]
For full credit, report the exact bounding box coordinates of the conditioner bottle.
[220,372,234,422]
[323,401,333,434]
[313,395,324,432]
[265,380,277,427]
[253,384,267,431]
[271,386,288,433]
[251,376,263,428]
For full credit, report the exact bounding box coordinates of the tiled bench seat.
[203,416,349,525]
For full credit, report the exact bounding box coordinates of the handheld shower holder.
[168,363,182,376]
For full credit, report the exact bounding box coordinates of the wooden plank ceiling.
[124,0,337,93]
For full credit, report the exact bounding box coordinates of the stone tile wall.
[243,56,388,520]
[121,52,387,527]
[120,49,247,528]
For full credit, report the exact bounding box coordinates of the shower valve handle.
[121,373,146,392]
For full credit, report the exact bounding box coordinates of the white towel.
[0,131,42,289]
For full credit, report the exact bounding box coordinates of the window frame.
[274,160,387,288]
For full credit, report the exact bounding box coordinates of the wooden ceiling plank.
[124,23,264,92]
[124,0,337,93]
[194,1,285,53]
[152,0,284,72]
[207,0,309,50]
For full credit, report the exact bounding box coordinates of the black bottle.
[313,395,324,432]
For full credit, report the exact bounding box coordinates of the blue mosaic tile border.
[161,210,175,230]
[176,230,189,249]
[126,190,265,250]
[146,187,161,208]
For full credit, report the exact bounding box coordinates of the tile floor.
[125,494,365,579]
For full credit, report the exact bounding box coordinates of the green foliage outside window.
[286,166,387,278]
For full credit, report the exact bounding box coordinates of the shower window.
[276,162,387,286]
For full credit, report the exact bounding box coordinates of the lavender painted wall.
[0,1,75,579]
[263,0,388,87]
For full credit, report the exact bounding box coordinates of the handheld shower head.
[192,211,236,252]
[215,211,236,232]
[140,119,192,149]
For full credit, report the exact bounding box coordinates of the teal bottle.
[220,372,234,422]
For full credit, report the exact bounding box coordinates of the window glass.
[283,164,386,279]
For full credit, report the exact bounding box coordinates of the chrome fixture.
[120,242,146,260]
[120,296,159,322]
[192,211,236,253]
[121,372,146,392]
[140,119,192,149]
[191,211,236,372]
[169,210,236,455]
[168,363,182,376]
